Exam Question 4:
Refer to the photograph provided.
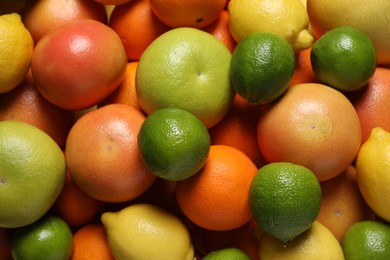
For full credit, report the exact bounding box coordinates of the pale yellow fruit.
[355,127,390,222]
[101,203,194,260]
[258,221,344,260]
[0,13,34,93]
[307,0,390,65]
[228,0,314,51]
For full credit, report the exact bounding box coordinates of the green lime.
[310,26,376,92]
[137,107,210,181]
[342,220,390,260]
[230,32,295,104]
[11,215,73,260]
[136,27,234,128]
[249,162,322,242]
[0,121,66,228]
[203,247,251,260]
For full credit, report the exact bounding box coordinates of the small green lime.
[249,162,322,242]
[342,220,390,260]
[203,247,251,260]
[11,215,73,260]
[311,26,376,92]
[138,107,210,181]
[230,32,295,104]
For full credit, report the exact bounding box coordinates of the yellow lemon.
[0,13,34,93]
[355,127,390,222]
[228,0,314,52]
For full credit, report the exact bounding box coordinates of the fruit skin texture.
[249,162,322,242]
[355,127,390,222]
[0,121,66,228]
[202,247,251,260]
[31,19,127,111]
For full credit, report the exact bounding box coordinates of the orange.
[52,170,108,228]
[316,165,376,243]
[71,222,115,260]
[208,94,267,168]
[149,0,226,29]
[99,62,142,111]
[290,47,319,85]
[108,0,171,61]
[0,227,12,260]
[347,67,390,143]
[0,69,74,149]
[202,10,237,53]
[92,0,132,5]
[21,0,108,44]
[175,145,258,231]
[65,104,157,203]
[257,83,362,181]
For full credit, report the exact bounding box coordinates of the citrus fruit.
[93,0,131,5]
[202,247,251,260]
[290,47,319,85]
[31,19,127,110]
[0,13,33,93]
[230,32,295,104]
[0,121,66,228]
[307,0,390,66]
[148,0,226,28]
[342,220,390,260]
[228,0,314,51]
[136,27,234,128]
[259,221,344,260]
[137,107,210,181]
[257,83,362,181]
[355,127,390,222]
[311,26,376,92]
[66,104,157,203]
[11,215,73,260]
[101,203,194,260]
[249,162,322,242]
[176,145,258,231]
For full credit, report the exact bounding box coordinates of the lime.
[230,32,295,104]
[342,220,390,260]
[101,203,194,260]
[136,27,234,128]
[137,107,210,181]
[249,162,322,242]
[203,247,251,260]
[0,121,66,228]
[11,215,73,260]
[310,26,376,92]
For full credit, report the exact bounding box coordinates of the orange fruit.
[149,0,226,29]
[175,145,258,231]
[347,67,390,143]
[257,83,362,181]
[108,0,171,61]
[65,104,157,203]
[31,19,127,111]
[92,0,131,5]
[316,165,375,243]
[0,69,74,149]
[0,227,12,260]
[290,47,319,85]
[208,94,266,167]
[21,0,108,44]
[202,10,237,53]
[99,61,142,111]
[71,222,115,260]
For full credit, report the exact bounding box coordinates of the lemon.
[249,162,322,242]
[355,127,390,222]
[0,121,66,228]
[342,220,390,260]
[136,27,234,128]
[11,215,73,260]
[203,247,251,260]
[230,32,295,104]
[138,107,210,181]
[259,221,344,260]
[101,203,194,260]
[0,13,34,93]
[228,0,314,52]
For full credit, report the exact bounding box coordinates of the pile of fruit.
[1,0,390,259]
